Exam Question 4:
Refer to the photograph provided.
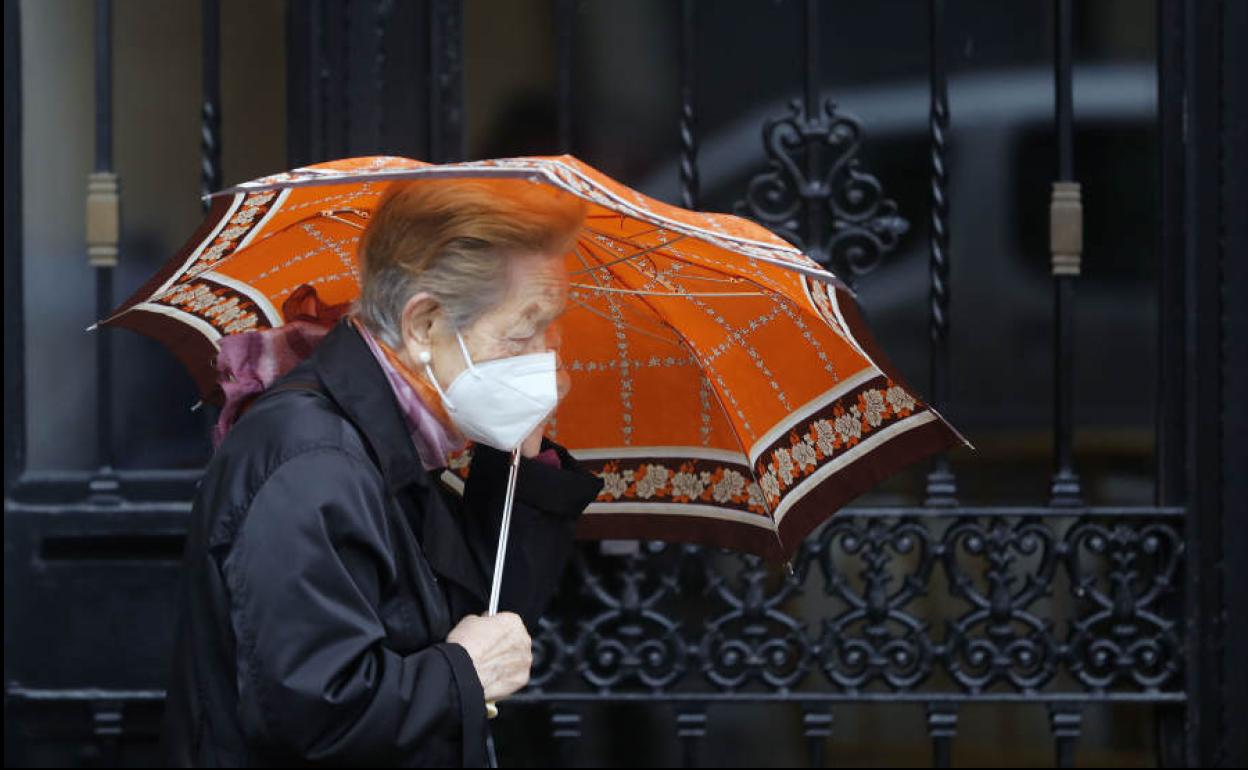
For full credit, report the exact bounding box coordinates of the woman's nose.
[542,320,562,351]
[524,335,547,354]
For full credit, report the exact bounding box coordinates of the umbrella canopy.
[97,154,973,564]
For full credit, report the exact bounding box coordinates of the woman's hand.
[446,611,533,703]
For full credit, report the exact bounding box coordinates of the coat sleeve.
[218,447,489,767]
[460,436,605,631]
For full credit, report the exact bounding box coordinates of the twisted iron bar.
[679,0,699,211]
[925,0,958,506]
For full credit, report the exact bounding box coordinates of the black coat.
[160,317,605,767]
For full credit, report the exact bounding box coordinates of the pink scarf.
[212,284,560,470]
[351,316,471,471]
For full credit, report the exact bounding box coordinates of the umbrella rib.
[568,233,690,276]
[581,224,813,299]
[570,241,681,336]
[571,231,778,285]
[579,224,783,291]
[666,273,753,284]
[573,233,767,298]
[565,293,684,348]
[579,224,695,269]
[246,208,371,245]
[596,224,848,353]
[319,211,368,230]
[569,284,766,297]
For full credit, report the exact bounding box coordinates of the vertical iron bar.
[1153,0,1187,758]
[90,0,117,493]
[196,0,223,437]
[1055,0,1073,182]
[318,0,332,160]
[1219,0,1248,763]
[428,0,464,163]
[371,0,391,154]
[801,0,824,262]
[551,706,581,767]
[94,266,114,472]
[679,0,699,210]
[4,0,24,494]
[90,699,123,766]
[923,0,957,507]
[201,0,221,207]
[309,0,326,164]
[801,706,832,767]
[1047,704,1082,768]
[286,0,313,166]
[1181,0,1226,763]
[1049,0,1082,505]
[349,0,387,155]
[374,0,393,151]
[339,0,351,155]
[94,0,113,174]
[802,0,818,122]
[346,0,379,155]
[1155,0,1186,509]
[676,707,707,767]
[555,0,574,153]
[925,703,957,768]
[1155,0,1234,763]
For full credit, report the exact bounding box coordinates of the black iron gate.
[4,0,1244,766]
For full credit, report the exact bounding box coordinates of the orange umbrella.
[94,154,973,567]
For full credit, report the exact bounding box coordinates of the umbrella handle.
[483,446,523,721]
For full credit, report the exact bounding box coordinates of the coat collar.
[307,318,490,607]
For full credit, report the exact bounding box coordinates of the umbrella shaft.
[486,446,522,616]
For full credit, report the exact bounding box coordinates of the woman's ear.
[399,291,439,350]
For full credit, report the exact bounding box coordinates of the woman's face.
[402,249,571,399]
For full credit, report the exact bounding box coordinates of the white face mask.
[419,329,560,452]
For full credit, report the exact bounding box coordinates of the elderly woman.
[161,178,605,767]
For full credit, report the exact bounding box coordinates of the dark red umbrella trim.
[772,414,963,561]
[105,306,224,406]
[509,375,952,526]
[565,411,961,564]
[750,372,922,473]
[832,284,972,449]
[105,194,238,321]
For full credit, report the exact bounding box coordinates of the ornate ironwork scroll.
[520,509,1184,699]
[734,98,908,287]
[733,0,907,286]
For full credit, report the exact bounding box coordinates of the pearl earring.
[417,349,431,364]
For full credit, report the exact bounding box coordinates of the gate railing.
[3,0,1221,766]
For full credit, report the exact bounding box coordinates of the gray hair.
[353,241,510,349]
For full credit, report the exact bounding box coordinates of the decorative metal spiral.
[735,97,909,287]
[520,511,1183,698]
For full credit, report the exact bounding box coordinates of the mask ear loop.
[417,349,457,412]
[454,329,478,373]
[418,329,476,412]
